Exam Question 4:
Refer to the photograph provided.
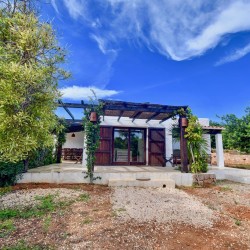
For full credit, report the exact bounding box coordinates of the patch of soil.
[11,183,109,193]
[1,182,250,249]
[225,205,250,220]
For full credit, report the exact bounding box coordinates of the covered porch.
[58,99,226,172]
[58,99,190,172]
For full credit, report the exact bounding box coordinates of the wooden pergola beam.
[159,115,172,124]
[57,100,188,122]
[131,111,142,122]
[117,110,124,121]
[146,113,160,123]
[58,100,75,121]
[104,105,183,114]
[57,102,93,109]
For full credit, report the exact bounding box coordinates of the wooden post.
[179,116,189,173]
[56,144,62,163]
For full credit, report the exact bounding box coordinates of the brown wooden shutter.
[95,126,112,165]
[148,128,166,166]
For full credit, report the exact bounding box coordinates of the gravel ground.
[112,187,217,228]
[0,188,85,209]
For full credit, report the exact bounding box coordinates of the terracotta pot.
[181,117,188,127]
[90,111,97,122]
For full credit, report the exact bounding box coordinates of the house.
[59,100,225,171]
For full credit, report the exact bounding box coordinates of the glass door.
[113,128,129,163]
[113,128,146,165]
[130,129,145,164]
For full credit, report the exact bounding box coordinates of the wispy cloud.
[215,43,250,66]
[55,0,250,62]
[62,0,87,20]
[59,86,121,100]
[51,0,59,14]
[90,34,118,87]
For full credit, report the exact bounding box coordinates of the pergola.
[58,100,225,171]
[58,99,188,122]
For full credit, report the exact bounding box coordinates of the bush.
[190,153,208,173]
[0,162,23,187]
[0,147,55,187]
[28,147,56,169]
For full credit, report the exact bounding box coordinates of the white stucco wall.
[62,132,84,149]
[62,116,211,166]
[100,116,175,162]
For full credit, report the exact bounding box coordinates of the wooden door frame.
[95,126,113,165]
[112,127,147,165]
[148,128,166,166]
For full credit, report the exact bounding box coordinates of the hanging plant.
[82,92,103,183]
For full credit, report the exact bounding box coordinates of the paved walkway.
[209,166,250,184]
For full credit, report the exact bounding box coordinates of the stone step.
[108,178,175,188]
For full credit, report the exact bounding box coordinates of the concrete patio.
[18,162,189,187]
[17,162,250,186]
[27,163,178,173]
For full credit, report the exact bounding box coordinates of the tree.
[214,107,250,153]
[0,0,69,169]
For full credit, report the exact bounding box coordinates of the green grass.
[235,219,241,226]
[78,193,90,202]
[0,194,72,221]
[220,186,232,192]
[81,218,92,224]
[42,215,52,233]
[2,240,53,250]
[0,187,12,197]
[0,219,15,238]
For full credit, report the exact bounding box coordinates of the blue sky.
[41,0,250,121]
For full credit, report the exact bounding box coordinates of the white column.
[146,128,149,165]
[215,133,224,168]
[165,132,173,167]
[82,132,87,167]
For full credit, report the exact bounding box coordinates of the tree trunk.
[56,144,62,163]
[23,158,29,172]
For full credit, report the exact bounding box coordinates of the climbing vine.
[83,94,103,183]
[184,109,208,173]
[173,108,209,173]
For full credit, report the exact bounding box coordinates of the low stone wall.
[211,152,250,166]
[193,174,216,187]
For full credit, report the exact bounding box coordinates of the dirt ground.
[0,181,250,250]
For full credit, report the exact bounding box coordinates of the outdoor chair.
[163,149,181,167]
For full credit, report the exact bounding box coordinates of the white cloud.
[62,0,87,20]
[186,2,250,56]
[90,34,118,86]
[59,86,120,100]
[215,43,250,66]
[59,0,250,62]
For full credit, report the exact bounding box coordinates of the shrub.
[0,162,23,187]
[190,153,208,173]
[28,147,55,169]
